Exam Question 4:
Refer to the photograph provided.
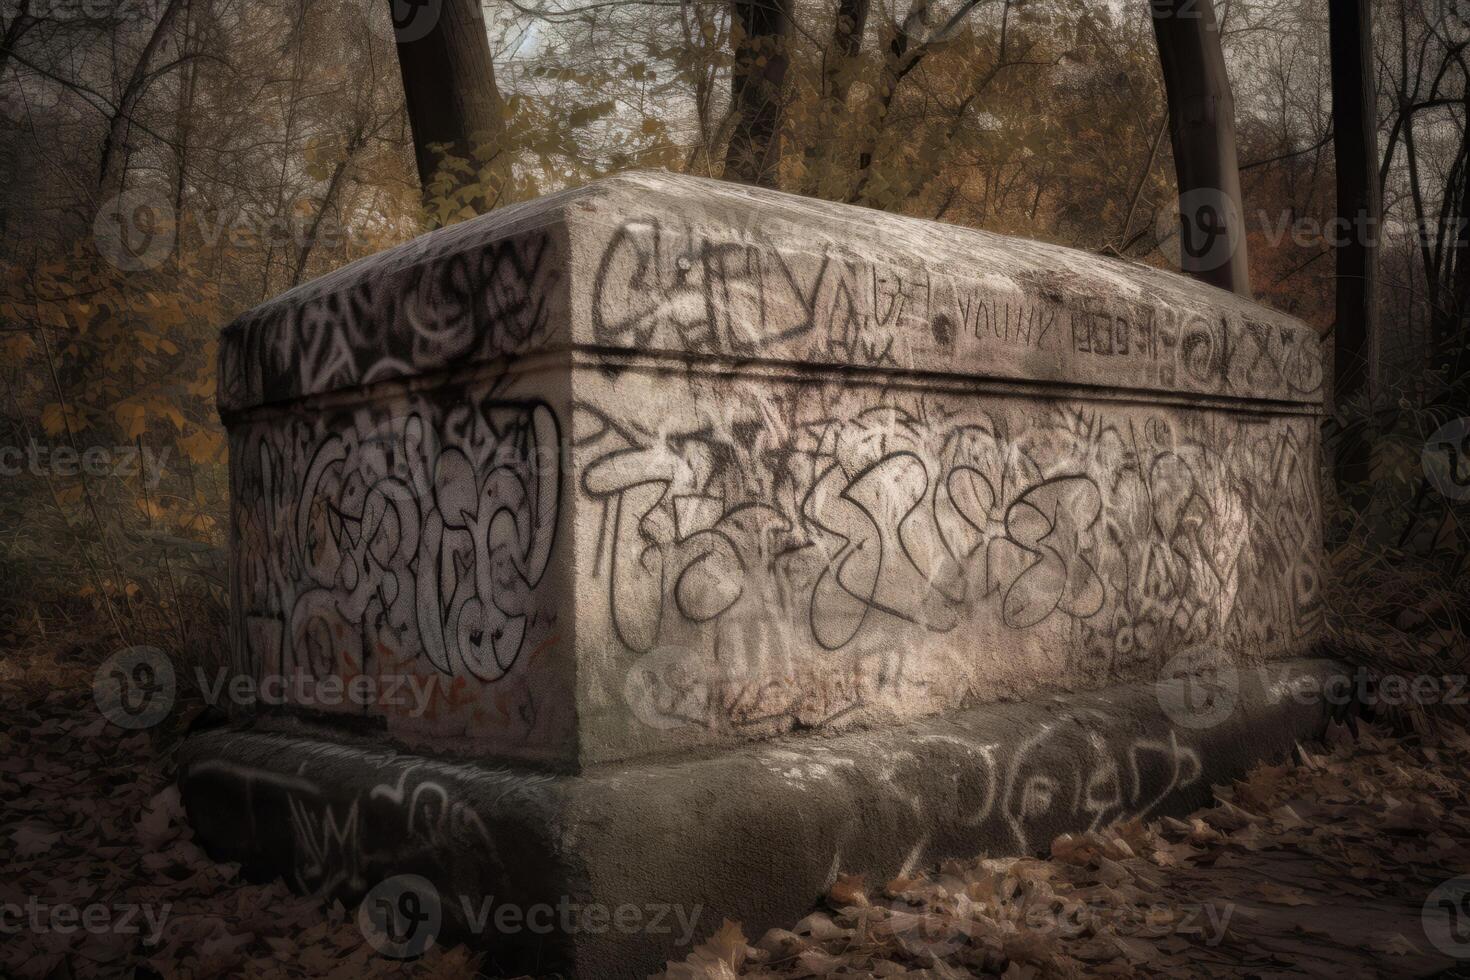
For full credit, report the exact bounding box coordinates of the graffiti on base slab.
[183,752,535,900]
[987,728,1202,854]
[754,725,1203,859]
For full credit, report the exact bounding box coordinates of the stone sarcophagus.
[188,172,1332,975]
[218,170,1324,766]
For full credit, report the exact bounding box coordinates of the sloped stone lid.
[218,171,1323,413]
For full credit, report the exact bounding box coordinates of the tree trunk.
[1439,99,1470,362]
[799,0,872,196]
[724,0,792,187]
[848,0,921,203]
[845,0,985,205]
[1328,0,1379,501]
[292,127,367,286]
[679,0,721,175]
[97,0,187,200]
[170,0,198,264]
[390,0,506,210]
[1151,0,1251,296]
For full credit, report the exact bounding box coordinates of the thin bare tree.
[724,0,792,185]
[1328,0,1378,500]
[1151,0,1251,295]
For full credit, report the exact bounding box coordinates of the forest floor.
[4,638,1470,979]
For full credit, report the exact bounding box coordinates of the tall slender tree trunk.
[170,0,198,264]
[679,0,720,175]
[293,126,367,286]
[1151,0,1251,296]
[97,0,188,200]
[1328,0,1379,503]
[799,0,872,196]
[725,0,792,187]
[1437,85,1470,377]
[390,0,506,211]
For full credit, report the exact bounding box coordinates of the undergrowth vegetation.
[1323,332,1470,731]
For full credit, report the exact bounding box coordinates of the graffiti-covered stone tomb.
[188,172,1335,976]
[216,170,1326,768]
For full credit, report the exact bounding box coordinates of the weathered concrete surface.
[219,172,1323,410]
[215,171,1326,768]
[179,658,1344,978]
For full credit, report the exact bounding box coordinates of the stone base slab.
[177,658,1344,977]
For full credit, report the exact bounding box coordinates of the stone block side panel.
[572,367,1324,763]
[219,223,570,412]
[226,371,575,763]
[567,187,1324,404]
